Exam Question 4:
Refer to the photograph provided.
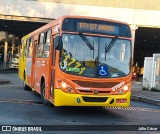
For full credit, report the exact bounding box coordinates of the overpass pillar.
[12,35,15,56]
[130,25,138,64]
[4,32,8,62]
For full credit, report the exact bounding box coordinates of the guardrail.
[0,61,11,70]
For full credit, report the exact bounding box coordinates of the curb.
[131,95,160,106]
[132,81,142,85]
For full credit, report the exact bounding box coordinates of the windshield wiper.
[105,35,118,53]
[79,32,94,50]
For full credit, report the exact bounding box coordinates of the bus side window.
[36,33,44,58]
[25,39,29,57]
[28,38,33,58]
[43,30,51,58]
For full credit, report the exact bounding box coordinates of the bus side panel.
[18,45,26,81]
[33,59,50,94]
[18,57,23,80]
[26,57,32,86]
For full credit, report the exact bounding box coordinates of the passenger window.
[25,39,29,57]
[36,33,44,58]
[28,38,33,58]
[43,30,51,58]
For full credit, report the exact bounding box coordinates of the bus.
[19,16,132,107]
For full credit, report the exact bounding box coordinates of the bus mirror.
[54,36,63,50]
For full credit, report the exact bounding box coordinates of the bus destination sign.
[77,22,119,34]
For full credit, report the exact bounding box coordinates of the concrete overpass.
[1,0,160,27]
[0,0,160,66]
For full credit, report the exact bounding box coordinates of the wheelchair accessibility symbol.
[98,66,108,76]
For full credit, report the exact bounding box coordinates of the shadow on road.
[49,106,126,120]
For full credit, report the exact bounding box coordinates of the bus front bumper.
[54,89,131,107]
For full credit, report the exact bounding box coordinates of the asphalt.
[0,72,160,106]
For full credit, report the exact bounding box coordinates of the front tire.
[41,82,52,106]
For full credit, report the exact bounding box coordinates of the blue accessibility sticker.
[98,65,108,76]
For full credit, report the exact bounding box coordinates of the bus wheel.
[23,73,30,90]
[41,82,52,106]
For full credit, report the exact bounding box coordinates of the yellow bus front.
[52,17,132,107]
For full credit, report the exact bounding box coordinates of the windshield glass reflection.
[60,33,131,78]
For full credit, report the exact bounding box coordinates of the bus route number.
[78,22,115,32]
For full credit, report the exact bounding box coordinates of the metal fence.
[152,54,160,90]
[143,54,160,91]
[143,57,153,90]
[0,61,11,70]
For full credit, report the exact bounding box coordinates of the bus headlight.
[58,80,76,93]
[123,85,129,91]
[61,82,67,88]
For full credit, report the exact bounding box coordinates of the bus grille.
[78,90,111,94]
[82,97,108,102]
[73,80,119,88]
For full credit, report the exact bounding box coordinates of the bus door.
[34,30,52,94]
[25,38,33,87]
[50,35,56,99]
[49,26,59,100]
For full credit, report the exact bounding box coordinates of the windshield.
[60,33,131,78]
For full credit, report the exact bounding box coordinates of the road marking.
[0,98,159,113]
[0,98,42,105]
[106,106,160,113]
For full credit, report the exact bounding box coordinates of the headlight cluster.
[123,85,129,91]
[58,80,76,93]
[112,83,131,94]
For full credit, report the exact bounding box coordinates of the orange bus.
[19,16,132,107]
